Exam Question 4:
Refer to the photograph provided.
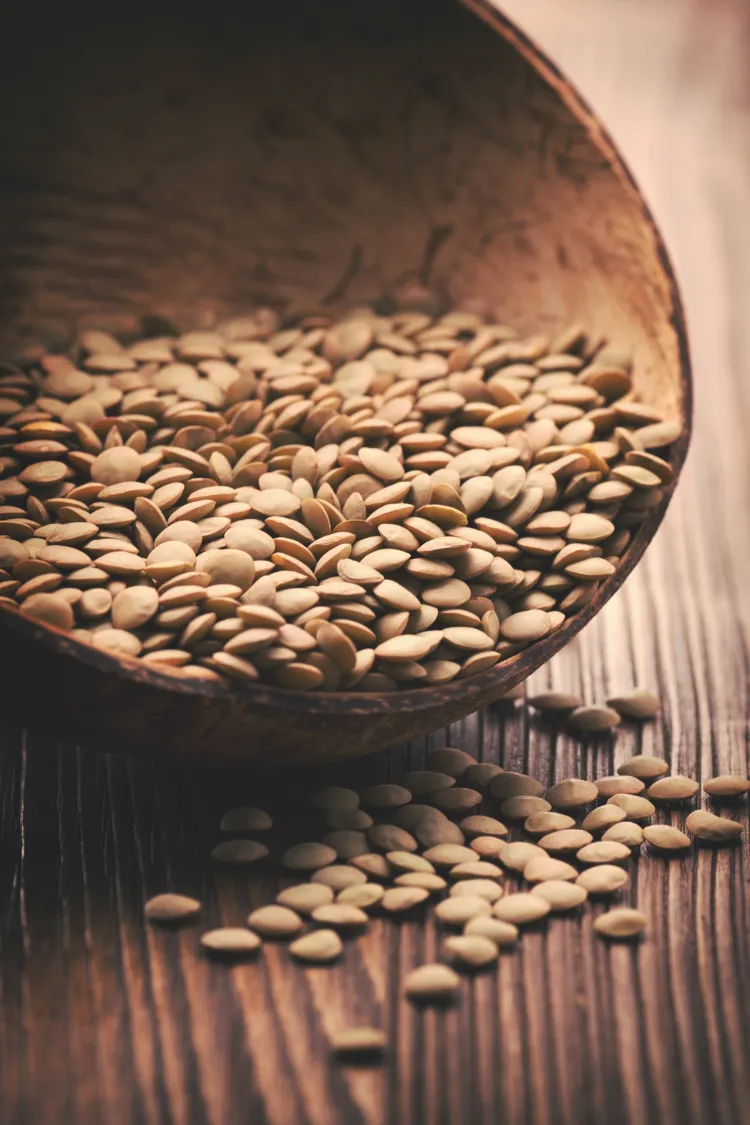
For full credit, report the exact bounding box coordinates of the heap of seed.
[144,707,747,1025]
[0,307,680,690]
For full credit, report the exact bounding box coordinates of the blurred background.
[503,0,750,418]
[502,0,750,652]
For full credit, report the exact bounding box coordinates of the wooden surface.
[1,0,749,1122]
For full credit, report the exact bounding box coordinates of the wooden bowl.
[0,0,691,764]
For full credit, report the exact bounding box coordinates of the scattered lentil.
[330,1027,387,1058]
[463,915,519,947]
[594,908,648,939]
[443,934,498,969]
[546,779,598,810]
[247,905,303,938]
[200,928,262,955]
[646,776,699,803]
[289,929,343,963]
[576,841,631,865]
[702,775,750,798]
[211,840,269,865]
[530,880,588,911]
[607,688,660,719]
[404,963,461,1003]
[220,807,273,832]
[493,893,551,925]
[607,794,655,821]
[685,810,744,843]
[617,756,669,780]
[643,825,691,852]
[602,822,645,848]
[145,893,201,923]
[575,865,629,895]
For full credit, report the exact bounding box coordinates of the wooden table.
[1,1,749,1122]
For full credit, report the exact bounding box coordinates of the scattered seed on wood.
[428,786,482,814]
[617,756,669,780]
[643,825,691,852]
[489,772,545,801]
[211,840,269,866]
[350,853,393,880]
[200,928,262,956]
[449,876,504,902]
[607,794,656,821]
[576,840,631,865]
[311,903,369,929]
[524,856,578,883]
[524,811,576,836]
[582,806,628,833]
[594,908,648,939]
[311,865,367,891]
[594,775,645,799]
[324,808,374,831]
[575,865,629,895]
[247,905,303,938]
[470,835,508,859]
[546,779,598,810]
[460,815,508,838]
[309,786,360,812]
[685,810,744,843]
[426,748,477,777]
[359,783,412,808]
[566,706,621,733]
[602,822,645,848]
[607,688,660,719]
[220,807,273,832]
[527,691,584,713]
[530,880,588,911]
[464,915,519,947]
[281,842,337,871]
[404,963,461,1002]
[422,844,476,868]
[498,841,547,872]
[330,1027,387,1058]
[462,763,504,790]
[277,884,334,914]
[289,929,343,963]
[394,872,447,893]
[538,829,593,854]
[401,770,456,796]
[702,775,750,798]
[338,883,386,908]
[443,934,498,969]
[367,824,418,853]
[380,886,430,913]
[449,860,503,881]
[500,795,552,820]
[646,776,699,803]
[493,892,551,925]
[435,896,492,926]
[321,830,369,859]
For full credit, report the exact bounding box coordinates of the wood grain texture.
[1,0,749,1122]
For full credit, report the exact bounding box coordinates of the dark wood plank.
[2,0,750,1122]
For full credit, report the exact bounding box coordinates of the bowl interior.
[0,0,690,762]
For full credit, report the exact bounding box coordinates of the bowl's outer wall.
[0,0,690,763]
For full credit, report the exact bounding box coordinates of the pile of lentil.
[0,307,680,690]
[143,688,747,1056]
